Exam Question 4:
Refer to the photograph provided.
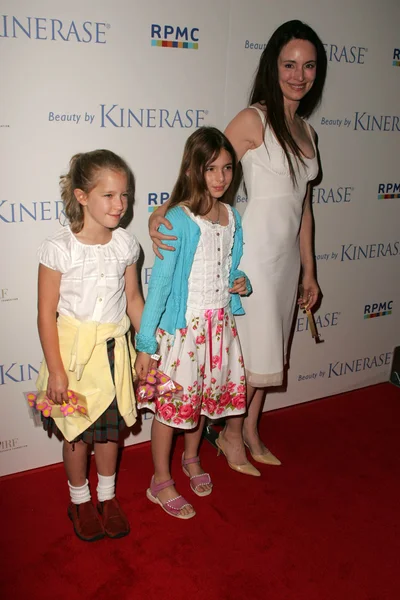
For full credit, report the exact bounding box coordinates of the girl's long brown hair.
[168,127,237,216]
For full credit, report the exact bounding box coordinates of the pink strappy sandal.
[182,454,213,497]
[146,476,196,519]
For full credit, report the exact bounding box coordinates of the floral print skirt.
[138,307,247,430]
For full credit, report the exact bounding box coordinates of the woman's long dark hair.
[249,20,327,184]
[168,127,237,216]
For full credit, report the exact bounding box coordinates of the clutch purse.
[135,369,183,401]
[27,390,90,419]
[303,308,323,344]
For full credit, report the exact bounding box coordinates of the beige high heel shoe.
[216,434,261,477]
[244,441,282,466]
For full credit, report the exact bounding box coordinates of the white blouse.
[186,205,234,311]
[38,226,140,324]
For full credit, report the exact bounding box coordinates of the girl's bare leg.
[183,416,211,493]
[94,440,118,476]
[63,440,89,486]
[152,418,194,516]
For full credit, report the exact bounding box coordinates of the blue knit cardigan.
[136,205,251,355]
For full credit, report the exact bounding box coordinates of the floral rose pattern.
[137,308,246,429]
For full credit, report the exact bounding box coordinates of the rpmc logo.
[147,192,170,213]
[393,48,400,66]
[151,24,199,49]
[364,301,393,319]
[378,182,400,199]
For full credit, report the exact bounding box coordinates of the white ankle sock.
[68,479,91,505]
[97,473,116,502]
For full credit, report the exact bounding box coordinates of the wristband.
[151,353,161,361]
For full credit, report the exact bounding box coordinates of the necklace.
[205,202,221,225]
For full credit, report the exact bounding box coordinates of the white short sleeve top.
[38,226,140,323]
[186,205,234,310]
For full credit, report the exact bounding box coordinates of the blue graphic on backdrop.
[100,106,208,128]
[0,200,65,224]
[0,15,109,43]
[315,241,399,263]
[364,301,393,319]
[378,183,400,199]
[244,40,266,50]
[243,40,367,63]
[148,192,170,213]
[151,24,199,49]
[340,242,399,261]
[328,352,392,378]
[143,268,152,286]
[315,252,338,262]
[353,113,400,131]
[297,351,392,382]
[323,44,367,64]
[320,113,400,131]
[312,186,353,204]
[0,363,39,385]
[296,311,340,333]
[47,106,209,129]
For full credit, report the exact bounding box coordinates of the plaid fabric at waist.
[41,338,125,444]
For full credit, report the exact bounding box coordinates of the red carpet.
[1,383,400,600]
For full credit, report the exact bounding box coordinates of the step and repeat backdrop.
[1,0,399,475]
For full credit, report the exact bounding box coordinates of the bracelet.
[151,353,160,361]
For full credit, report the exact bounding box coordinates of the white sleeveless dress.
[236,106,318,387]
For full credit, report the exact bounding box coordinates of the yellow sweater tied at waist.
[36,314,137,442]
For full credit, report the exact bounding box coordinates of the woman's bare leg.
[242,384,281,464]
[219,414,247,465]
[242,384,266,455]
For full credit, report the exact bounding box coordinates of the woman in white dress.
[150,20,327,470]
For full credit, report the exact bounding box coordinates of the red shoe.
[67,501,105,542]
[97,497,130,539]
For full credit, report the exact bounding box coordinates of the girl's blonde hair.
[60,149,134,232]
[168,127,237,216]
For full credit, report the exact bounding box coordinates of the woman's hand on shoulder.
[149,208,177,259]
[47,370,69,405]
[225,107,264,161]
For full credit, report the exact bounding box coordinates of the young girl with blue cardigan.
[135,127,259,521]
